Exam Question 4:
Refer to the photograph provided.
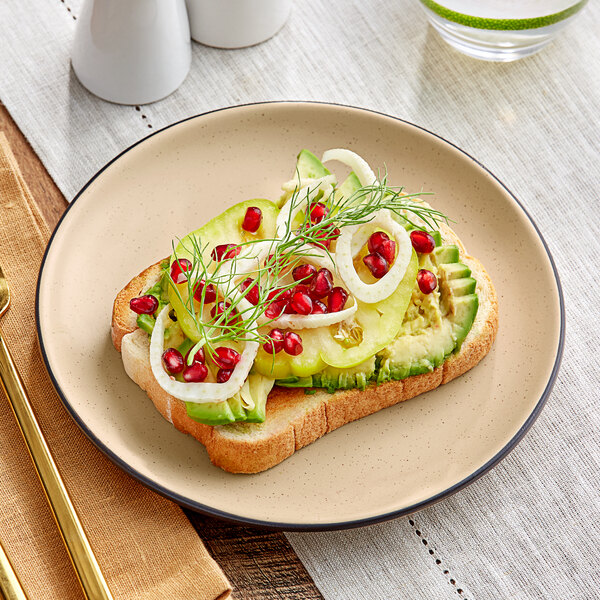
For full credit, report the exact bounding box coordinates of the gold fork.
[0,263,113,600]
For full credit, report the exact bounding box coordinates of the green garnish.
[166,176,447,363]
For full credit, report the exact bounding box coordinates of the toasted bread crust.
[112,237,498,474]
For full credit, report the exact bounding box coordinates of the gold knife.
[0,262,113,600]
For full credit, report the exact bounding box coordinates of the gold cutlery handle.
[0,540,28,600]
[0,327,113,600]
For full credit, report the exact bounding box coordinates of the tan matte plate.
[37,103,563,529]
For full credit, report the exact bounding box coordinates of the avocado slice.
[296,149,331,179]
[378,242,479,383]
[336,171,361,201]
[277,357,376,393]
[186,398,238,426]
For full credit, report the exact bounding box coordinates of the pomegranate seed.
[130,294,158,315]
[363,253,389,279]
[328,287,349,312]
[330,227,341,240]
[185,347,205,365]
[312,228,332,249]
[378,239,396,264]
[283,332,303,356]
[242,206,262,233]
[162,348,184,375]
[170,258,193,284]
[211,301,238,324]
[311,299,327,314]
[309,268,334,299]
[263,329,285,354]
[265,300,287,319]
[264,253,288,273]
[292,263,317,284]
[214,347,241,369]
[217,369,233,383]
[310,202,329,223]
[417,269,438,294]
[367,231,390,255]
[240,278,260,305]
[267,287,292,303]
[193,280,217,304]
[183,363,208,382]
[410,230,436,254]
[212,243,241,261]
[291,290,313,315]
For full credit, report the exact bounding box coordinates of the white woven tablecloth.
[1,1,599,598]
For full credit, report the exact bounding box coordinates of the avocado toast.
[111,149,498,473]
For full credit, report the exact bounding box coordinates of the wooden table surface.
[0,101,323,600]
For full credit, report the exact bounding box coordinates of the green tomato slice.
[168,199,279,342]
[317,250,419,368]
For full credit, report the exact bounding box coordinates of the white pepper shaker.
[72,0,191,105]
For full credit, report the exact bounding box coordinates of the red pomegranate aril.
[310,202,329,223]
[417,269,438,294]
[183,363,209,383]
[292,263,317,284]
[212,243,241,261]
[312,228,332,249]
[265,300,287,319]
[170,258,193,284]
[240,278,260,305]
[211,301,238,324]
[410,230,436,254]
[264,253,284,273]
[283,332,303,356]
[193,280,217,304]
[291,290,313,315]
[242,206,262,233]
[309,268,334,299]
[367,231,390,255]
[363,253,389,279]
[263,329,285,354]
[217,369,233,383]
[185,346,205,365]
[162,348,184,375]
[130,294,158,315]
[311,299,327,314]
[214,347,241,370]
[378,239,396,264]
[328,287,349,313]
[267,287,292,303]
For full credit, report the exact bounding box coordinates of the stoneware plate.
[36,102,564,530]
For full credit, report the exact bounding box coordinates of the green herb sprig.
[166,174,447,363]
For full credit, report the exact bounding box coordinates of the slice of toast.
[111,226,498,473]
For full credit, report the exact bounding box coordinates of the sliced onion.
[276,180,334,238]
[150,304,259,403]
[281,174,337,194]
[322,149,376,186]
[336,211,412,304]
[264,302,357,329]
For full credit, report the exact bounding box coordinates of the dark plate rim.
[35,100,565,531]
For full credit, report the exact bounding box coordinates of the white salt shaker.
[186,0,292,48]
[72,0,192,105]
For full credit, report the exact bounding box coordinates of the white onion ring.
[264,303,358,330]
[336,211,412,304]
[322,149,376,186]
[150,305,259,403]
[276,180,334,238]
[281,174,337,193]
